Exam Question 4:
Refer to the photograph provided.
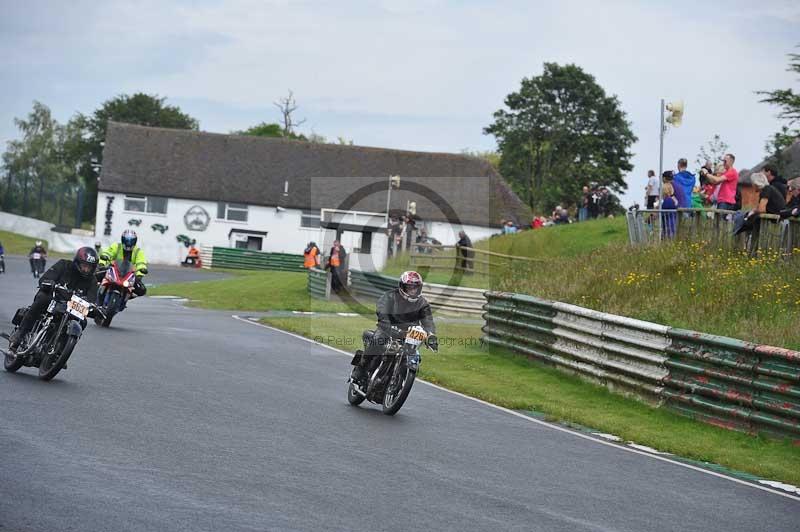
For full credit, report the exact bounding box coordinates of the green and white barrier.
[482,291,800,440]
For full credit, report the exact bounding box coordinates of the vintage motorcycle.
[95,259,138,327]
[347,325,434,415]
[2,281,97,381]
[29,251,46,278]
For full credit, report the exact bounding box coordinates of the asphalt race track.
[1,255,797,531]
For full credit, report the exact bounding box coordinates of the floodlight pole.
[385,175,392,225]
[658,98,665,201]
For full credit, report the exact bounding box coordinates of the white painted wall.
[0,211,96,253]
[93,192,500,267]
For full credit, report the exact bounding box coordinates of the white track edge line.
[231,314,800,503]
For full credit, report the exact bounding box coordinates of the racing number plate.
[67,295,90,319]
[405,327,427,345]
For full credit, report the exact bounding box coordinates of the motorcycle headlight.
[123,280,130,288]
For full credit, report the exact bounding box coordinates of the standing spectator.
[303,241,321,269]
[404,215,416,251]
[579,186,590,221]
[532,217,544,229]
[705,153,738,211]
[662,171,685,210]
[673,158,696,209]
[763,164,788,199]
[645,170,659,209]
[588,187,600,219]
[597,188,610,218]
[326,240,348,294]
[456,231,473,273]
[660,182,678,239]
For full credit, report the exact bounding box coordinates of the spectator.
[404,215,416,250]
[598,188,610,217]
[325,240,348,294]
[502,220,518,234]
[691,186,705,209]
[303,241,321,269]
[456,231,473,273]
[734,172,785,236]
[532,216,544,229]
[588,188,600,219]
[662,170,685,210]
[673,158,696,209]
[660,182,678,238]
[780,178,800,218]
[579,185,590,221]
[705,153,738,211]
[554,207,570,224]
[698,161,713,186]
[645,170,659,209]
[763,163,788,199]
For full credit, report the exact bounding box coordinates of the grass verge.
[148,270,357,313]
[0,229,56,256]
[262,314,800,486]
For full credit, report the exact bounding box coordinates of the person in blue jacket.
[673,158,696,209]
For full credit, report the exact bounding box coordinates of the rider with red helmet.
[351,271,438,384]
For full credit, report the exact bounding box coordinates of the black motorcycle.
[2,282,96,381]
[29,252,46,278]
[347,325,434,415]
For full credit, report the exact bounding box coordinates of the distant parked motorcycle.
[95,259,138,327]
[2,282,98,380]
[347,325,433,415]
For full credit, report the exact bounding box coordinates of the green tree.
[757,46,800,167]
[1,101,85,222]
[77,93,199,223]
[484,63,636,212]
[234,121,307,140]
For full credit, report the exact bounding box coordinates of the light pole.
[657,100,684,200]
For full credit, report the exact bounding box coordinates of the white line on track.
[231,314,800,503]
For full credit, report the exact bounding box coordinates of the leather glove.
[427,334,439,352]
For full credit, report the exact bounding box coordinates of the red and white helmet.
[398,271,423,302]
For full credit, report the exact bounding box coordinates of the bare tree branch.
[273,90,306,136]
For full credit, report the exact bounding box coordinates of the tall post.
[385,175,392,225]
[658,98,665,200]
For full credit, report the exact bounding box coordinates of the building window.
[124,195,167,214]
[217,202,248,222]
[301,209,320,228]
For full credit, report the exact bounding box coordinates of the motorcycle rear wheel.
[38,335,77,381]
[382,365,416,416]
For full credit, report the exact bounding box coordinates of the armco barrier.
[482,291,800,440]
[481,292,668,400]
[208,247,304,272]
[307,267,330,299]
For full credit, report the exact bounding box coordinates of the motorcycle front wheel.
[38,335,77,381]
[382,364,416,416]
[102,292,120,327]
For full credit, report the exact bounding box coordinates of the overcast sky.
[1,0,798,207]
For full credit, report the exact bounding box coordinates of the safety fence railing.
[308,268,485,314]
[201,247,305,272]
[626,208,799,256]
[307,267,330,299]
[410,242,542,277]
[482,291,800,440]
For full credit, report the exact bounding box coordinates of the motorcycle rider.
[97,230,148,299]
[350,271,438,385]
[0,239,5,273]
[29,240,47,276]
[8,247,100,353]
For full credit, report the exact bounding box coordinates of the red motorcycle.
[95,260,136,327]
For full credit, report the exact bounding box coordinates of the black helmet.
[74,247,99,278]
[121,229,138,252]
[398,270,423,302]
